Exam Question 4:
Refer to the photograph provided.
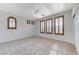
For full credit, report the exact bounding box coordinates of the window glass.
[8,16,16,29]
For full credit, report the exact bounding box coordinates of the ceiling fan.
[34,8,45,17]
[34,8,40,14]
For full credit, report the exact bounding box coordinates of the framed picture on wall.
[31,21,34,25]
[40,20,45,33]
[27,20,30,24]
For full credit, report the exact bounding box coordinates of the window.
[54,15,64,35]
[7,16,17,29]
[40,20,45,33]
[46,18,53,34]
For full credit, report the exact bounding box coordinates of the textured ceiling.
[0,3,73,20]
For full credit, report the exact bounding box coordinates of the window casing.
[54,15,64,35]
[7,16,17,29]
[40,20,45,33]
[46,18,53,34]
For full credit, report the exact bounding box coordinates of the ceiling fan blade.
[35,8,39,14]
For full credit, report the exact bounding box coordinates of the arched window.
[7,16,17,29]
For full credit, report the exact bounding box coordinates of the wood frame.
[46,18,53,34]
[54,15,64,35]
[31,21,34,25]
[40,20,45,33]
[27,20,30,24]
[7,16,17,29]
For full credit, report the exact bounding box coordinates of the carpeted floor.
[0,36,77,55]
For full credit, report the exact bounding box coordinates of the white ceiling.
[0,3,73,20]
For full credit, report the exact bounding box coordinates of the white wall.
[74,13,79,54]
[0,11,34,43]
[73,3,79,54]
[34,10,75,44]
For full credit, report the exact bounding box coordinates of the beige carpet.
[0,37,77,55]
